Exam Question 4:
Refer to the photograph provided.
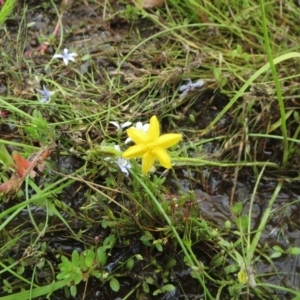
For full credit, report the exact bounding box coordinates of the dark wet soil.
[1,1,300,300]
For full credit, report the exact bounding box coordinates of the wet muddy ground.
[1,1,300,300]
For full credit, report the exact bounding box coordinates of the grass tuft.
[1,0,300,299]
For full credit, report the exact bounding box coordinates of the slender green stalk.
[247,181,283,262]
[246,166,266,256]
[0,140,38,149]
[0,279,70,300]
[0,261,39,288]
[0,97,34,120]
[255,282,300,296]
[0,0,16,27]
[130,170,214,300]
[203,52,300,134]
[259,0,288,165]
[173,157,278,168]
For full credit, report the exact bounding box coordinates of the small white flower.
[136,121,150,132]
[36,85,54,103]
[105,145,131,176]
[116,157,131,176]
[53,48,77,66]
[179,79,204,98]
[125,121,150,144]
[110,121,132,131]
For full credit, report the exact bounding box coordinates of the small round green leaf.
[110,277,120,292]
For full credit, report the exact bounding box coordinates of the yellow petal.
[237,270,248,284]
[146,115,160,141]
[126,128,148,144]
[122,144,147,158]
[142,152,155,174]
[152,147,171,169]
[156,134,182,149]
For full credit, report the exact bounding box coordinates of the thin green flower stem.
[246,165,266,256]
[0,261,39,288]
[248,133,300,144]
[0,97,34,120]
[130,169,214,300]
[45,0,64,71]
[24,178,50,247]
[30,265,37,300]
[247,181,283,263]
[0,205,25,235]
[0,278,70,300]
[259,0,288,165]
[0,139,39,149]
[255,282,300,296]
[0,166,86,232]
[172,157,278,168]
[25,177,41,238]
[122,282,142,300]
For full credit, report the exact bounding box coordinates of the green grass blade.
[0,0,16,27]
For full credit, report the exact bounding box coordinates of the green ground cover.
[1,0,300,299]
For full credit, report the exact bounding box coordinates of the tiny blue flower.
[36,85,54,103]
[179,79,204,98]
[115,157,132,176]
[104,145,132,176]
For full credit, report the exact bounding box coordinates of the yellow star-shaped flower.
[122,116,182,174]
